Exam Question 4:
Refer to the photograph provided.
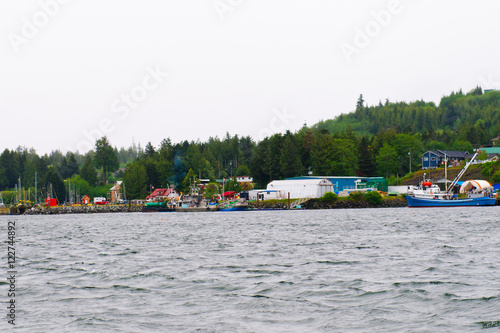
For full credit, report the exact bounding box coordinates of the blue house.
[421,150,472,169]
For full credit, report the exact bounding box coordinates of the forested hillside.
[314,87,500,147]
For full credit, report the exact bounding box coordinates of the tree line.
[314,87,500,148]
[1,88,499,202]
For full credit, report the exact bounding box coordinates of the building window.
[423,157,428,161]
[431,157,436,161]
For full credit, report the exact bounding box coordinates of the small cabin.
[81,195,91,205]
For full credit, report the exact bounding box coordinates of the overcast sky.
[1,0,499,154]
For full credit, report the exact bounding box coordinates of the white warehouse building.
[266,178,334,199]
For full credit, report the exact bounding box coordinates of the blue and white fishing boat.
[406,151,497,207]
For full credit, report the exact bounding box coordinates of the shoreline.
[9,197,408,215]
[21,205,143,215]
[248,197,408,210]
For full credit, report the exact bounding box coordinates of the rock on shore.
[23,205,143,215]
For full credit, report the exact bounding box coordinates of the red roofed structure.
[222,191,236,200]
[146,188,180,200]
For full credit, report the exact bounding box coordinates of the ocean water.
[2,207,500,332]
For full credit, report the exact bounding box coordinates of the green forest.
[1,87,500,203]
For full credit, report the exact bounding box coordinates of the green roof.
[480,147,500,154]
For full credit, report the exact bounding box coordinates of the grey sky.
[1,0,499,154]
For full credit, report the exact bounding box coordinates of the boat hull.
[406,195,496,207]
[142,206,175,212]
[220,206,248,211]
[175,206,219,212]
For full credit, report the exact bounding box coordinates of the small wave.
[476,320,500,328]
[245,269,283,275]
[69,267,87,272]
[313,260,359,265]
[99,250,138,256]
[397,288,428,295]
[278,281,294,285]
[224,265,243,269]
[359,290,388,297]
[118,271,164,280]
[112,284,150,292]
[454,296,499,302]
[393,281,469,287]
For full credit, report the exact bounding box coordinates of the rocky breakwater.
[302,196,407,209]
[23,204,143,215]
[248,195,407,210]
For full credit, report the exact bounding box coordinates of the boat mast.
[18,177,22,203]
[446,151,479,193]
[444,153,447,190]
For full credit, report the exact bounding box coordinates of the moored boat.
[406,151,497,207]
[219,199,249,211]
[142,200,175,212]
[406,183,496,207]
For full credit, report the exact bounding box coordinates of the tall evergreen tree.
[357,136,376,176]
[59,157,72,179]
[94,136,119,184]
[80,155,98,186]
[44,166,66,203]
[280,134,302,178]
[181,168,198,194]
[67,153,79,177]
[356,94,365,111]
[376,143,399,178]
[144,141,156,159]
[123,160,148,199]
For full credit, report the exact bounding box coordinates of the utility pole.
[408,148,412,173]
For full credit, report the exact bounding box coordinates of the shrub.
[492,170,500,184]
[348,191,364,201]
[320,191,338,202]
[387,175,398,186]
[364,190,382,205]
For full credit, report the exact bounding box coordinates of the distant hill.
[313,87,500,146]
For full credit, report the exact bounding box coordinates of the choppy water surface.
[2,207,500,332]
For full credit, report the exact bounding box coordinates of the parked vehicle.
[93,197,109,205]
